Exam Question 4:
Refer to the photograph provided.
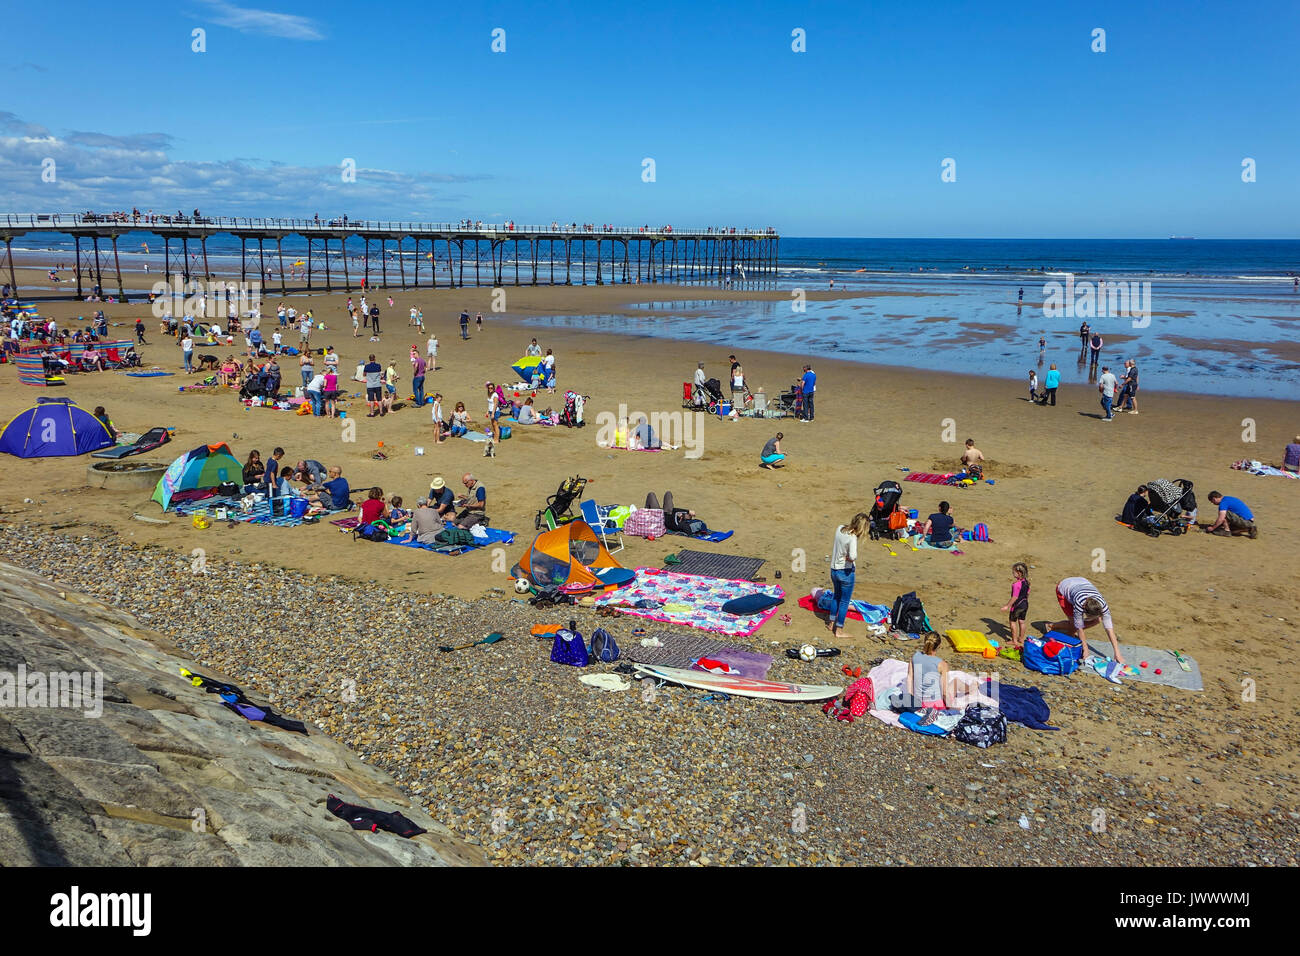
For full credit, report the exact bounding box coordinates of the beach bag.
[354,524,389,542]
[217,481,239,497]
[890,591,930,633]
[1022,632,1082,676]
[953,704,1007,748]
[551,624,589,667]
[888,510,908,532]
[625,508,666,539]
[590,627,621,663]
[499,425,512,439]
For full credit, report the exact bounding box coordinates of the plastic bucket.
[288,497,310,519]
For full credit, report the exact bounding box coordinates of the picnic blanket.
[387,528,516,554]
[628,632,771,678]
[1084,645,1203,691]
[173,494,313,527]
[593,567,784,637]
[665,529,735,543]
[1231,459,1300,480]
[664,550,765,581]
[126,371,174,378]
[799,590,890,624]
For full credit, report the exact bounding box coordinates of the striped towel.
[904,472,956,485]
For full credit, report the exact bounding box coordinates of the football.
[799,643,817,662]
[514,577,532,594]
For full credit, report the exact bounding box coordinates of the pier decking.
[1,214,780,301]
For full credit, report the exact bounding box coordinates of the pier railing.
[2,213,777,237]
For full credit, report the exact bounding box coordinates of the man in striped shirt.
[1053,576,1125,665]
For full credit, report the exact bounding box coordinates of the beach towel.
[593,567,784,637]
[664,529,735,543]
[904,472,956,485]
[803,589,891,624]
[1231,459,1300,480]
[126,371,174,378]
[867,659,997,729]
[912,533,964,554]
[1084,645,1203,691]
[706,647,774,680]
[459,431,489,442]
[386,528,516,553]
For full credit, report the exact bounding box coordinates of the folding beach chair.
[580,499,624,554]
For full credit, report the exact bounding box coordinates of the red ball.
[1140,661,1148,668]
[1154,668,1162,675]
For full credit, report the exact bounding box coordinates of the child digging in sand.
[999,562,1030,659]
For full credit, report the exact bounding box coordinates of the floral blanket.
[592,567,784,637]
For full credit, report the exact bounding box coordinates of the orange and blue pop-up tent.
[514,521,631,591]
[151,442,243,509]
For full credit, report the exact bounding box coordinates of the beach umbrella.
[511,355,543,380]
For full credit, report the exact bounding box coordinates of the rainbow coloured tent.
[514,521,629,591]
[0,398,115,458]
[151,442,243,509]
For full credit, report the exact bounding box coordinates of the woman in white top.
[828,513,871,639]
[430,394,446,443]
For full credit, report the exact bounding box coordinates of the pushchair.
[559,390,586,427]
[535,475,588,530]
[1144,478,1196,535]
[868,480,904,540]
[686,377,726,413]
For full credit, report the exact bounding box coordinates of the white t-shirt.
[181,337,193,352]
[542,354,554,370]
[307,373,326,392]
[830,525,858,570]
[272,331,282,344]
[324,352,338,370]
[427,337,438,357]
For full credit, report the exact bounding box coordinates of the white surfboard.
[633,663,842,701]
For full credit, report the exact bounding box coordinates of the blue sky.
[3,0,1298,236]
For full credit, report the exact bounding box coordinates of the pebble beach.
[2,524,1295,866]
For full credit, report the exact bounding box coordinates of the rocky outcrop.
[0,561,482,866]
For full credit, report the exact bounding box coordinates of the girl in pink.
[999,562,1030,654]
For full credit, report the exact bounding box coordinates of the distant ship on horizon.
[1169,235,1197,240]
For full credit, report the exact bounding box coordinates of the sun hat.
[430,476,446,491]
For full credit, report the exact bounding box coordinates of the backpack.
[590,627,620,663]
[353,524,389,542]
[1022,631,1082,676]
[890,591,931,633]
[952,704,1007,748]
[550,622,589,667]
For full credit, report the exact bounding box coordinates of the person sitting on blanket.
[359,487,388,526]
[429,476,456,518]
[1203,491,1258,538]
[960,439,985,479]
[242,449,265,491]
[312,465,351,512]
[1280,435,1300,474]
[1120,485,1159,534]
[516,396,540,425]
[91,405,122,439]
[889,632,955,724]
[294,459,328,490]
[387,495,409,526]
[403,497,445,546]
[452,473,488,529]
[631,415,661,450]
[920,500,955,547]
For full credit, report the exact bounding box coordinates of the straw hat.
[430,476,446,491]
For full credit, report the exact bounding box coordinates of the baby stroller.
[868,480,904,540]
[536,475,588,530]
[1145,478,1196,535]
[559,390,586,428]
[689,377,725,412]
[119,347,144,369]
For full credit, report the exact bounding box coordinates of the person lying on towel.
[662,491,708,535]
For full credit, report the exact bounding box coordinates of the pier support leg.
[92,236,104,295]
[180,237,189,284]
[112,235,126,302]
[342,237,351,292]
[4,239,16,297]
[278,237,286,295]
[74,235,83,299]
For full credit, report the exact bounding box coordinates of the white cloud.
[0,113,486,218]
[198,1,325,41]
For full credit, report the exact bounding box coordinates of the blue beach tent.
[0,398,115,458]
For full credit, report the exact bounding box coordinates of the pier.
[0,214,780,301]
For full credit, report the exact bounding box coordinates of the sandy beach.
[2,278,1298,863]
